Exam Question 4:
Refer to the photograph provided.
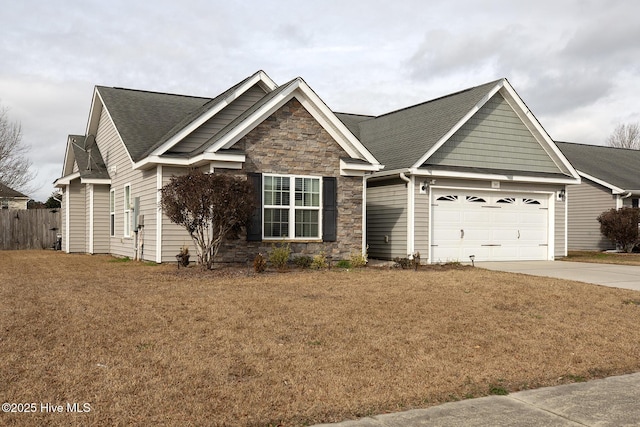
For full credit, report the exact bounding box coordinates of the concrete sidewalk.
[478,260,640,291]
[313,372,640,426]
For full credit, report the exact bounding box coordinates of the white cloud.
[2,0,640,199]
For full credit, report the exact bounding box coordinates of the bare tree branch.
[0,103,36,193]
[606,122,640,150]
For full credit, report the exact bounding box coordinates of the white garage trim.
[429,186,554,263]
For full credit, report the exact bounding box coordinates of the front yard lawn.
[564,251,640,266]
[2,251,640,426]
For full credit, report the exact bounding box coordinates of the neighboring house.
[54,71,382,262]
[0,182,29,209]
[337,79,580,263]
[556,141,640,251]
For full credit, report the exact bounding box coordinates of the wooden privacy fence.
[0,209,61,250]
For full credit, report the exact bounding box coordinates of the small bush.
[253,253,266,273]
[293,255,313,269]
[394,252,421,270]
[598,207,640,253]
[311,251,328,269]
[268,242,291,271]
[394,257,413,269]
[336,259,351,269]
[349,248,368,268]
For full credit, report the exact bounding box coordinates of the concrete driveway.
[479,261,640,291]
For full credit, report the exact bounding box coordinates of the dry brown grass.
[565,250,640,266]
[2,251,640,426]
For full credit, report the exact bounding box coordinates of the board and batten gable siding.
[566,179,616,251]
[94,105,159,261]
[68,180,86,253]
[366,179,408,260]
[427,93,561,174]
[169,85,268,154]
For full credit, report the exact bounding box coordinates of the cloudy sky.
[1,0,639,201]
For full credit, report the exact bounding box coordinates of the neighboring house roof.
[556,141,640,194]
[0,182,28,199]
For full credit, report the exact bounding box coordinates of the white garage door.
[431,189,550,262]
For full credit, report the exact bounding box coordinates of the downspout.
[617,192,632,209]
[399,173,414,258]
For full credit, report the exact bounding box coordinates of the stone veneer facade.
[217,98,364,262]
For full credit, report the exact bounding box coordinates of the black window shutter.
[246,172,262,241]
[322,177,337,242]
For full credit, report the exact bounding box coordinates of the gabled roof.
[345,79,578,182]
[69,135,110,181]
[86,71,380,171]
[556,141,640,193]
[96,87,212,162]
[0,182,28,199]
[356,80,502,171]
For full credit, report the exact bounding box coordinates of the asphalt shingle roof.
[556,141,640,191]
[69,135,110,180]
[353,79,503,171]
[97,87,212,162]
[0,182,28,199]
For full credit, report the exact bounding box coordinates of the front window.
[263,174,321,239]
[109,189,115,237]
[123,184,131,237]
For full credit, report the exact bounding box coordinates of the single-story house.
[55,71,382,262]
[556,141,640,251]
[339,79,580,263]
[55,71,580,264]
[0,182,29,209]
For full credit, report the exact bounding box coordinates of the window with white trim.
[123,184,131,237]
[109,189,115,236]
[263,174,321,239]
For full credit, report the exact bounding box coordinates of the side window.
[633,198,639,208]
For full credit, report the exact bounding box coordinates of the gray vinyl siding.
[92,185,110,254]
[136,168,159,262]
[566,180,616,251]
[169,85,267,154]
[554,195,567,257]
[160,166,197,263]
[95,107,159,261]
[60,187,66,250]
[366,180,407,260]
[85,184,91,251]
[68,180,86,253]
[414,180,429,261]
[428,93,562,174]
